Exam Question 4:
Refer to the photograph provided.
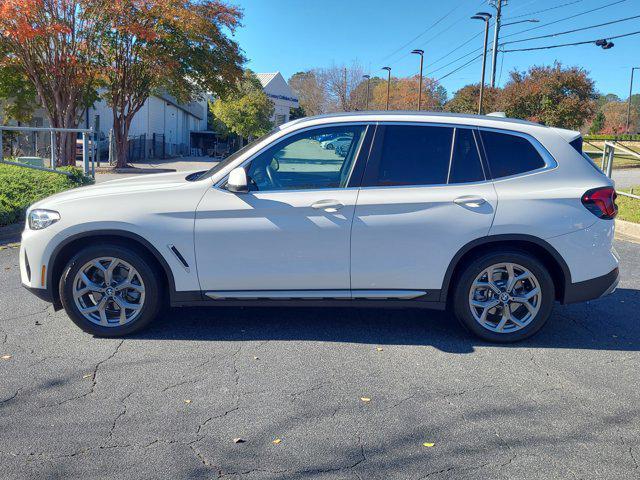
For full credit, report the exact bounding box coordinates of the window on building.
[480,130,546,179]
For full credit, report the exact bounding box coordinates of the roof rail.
[486,112,507,117]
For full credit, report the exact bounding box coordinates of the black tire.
[59,244,162,337]
[452,250,555,343]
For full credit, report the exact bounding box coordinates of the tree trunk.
[113,115,129,168]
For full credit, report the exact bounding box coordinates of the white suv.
[20,112,619,342]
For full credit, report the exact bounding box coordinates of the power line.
[502,14,640,46]
[501,0,629,41]
[429,39,492,75]
[436,53,484,82]
[503,0,584,21]
[380,3,463,63]
[501,29,640,52]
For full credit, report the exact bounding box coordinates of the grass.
[584,140,640,169]
[0,162,93,227]
[617,186,640,224]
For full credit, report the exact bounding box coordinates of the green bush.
[0,163,93,227]
[584,134,640,141]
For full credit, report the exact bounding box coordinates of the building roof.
[255,72,279,88]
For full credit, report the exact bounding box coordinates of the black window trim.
[476,126,558,182]
[214,122,374,193]
[360,121,489,189]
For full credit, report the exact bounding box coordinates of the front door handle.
[311,199,344,213]
[454,195,487,207]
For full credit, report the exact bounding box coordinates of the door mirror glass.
[227,167,248,193]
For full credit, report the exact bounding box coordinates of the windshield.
[197,128,280,181]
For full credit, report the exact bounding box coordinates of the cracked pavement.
[1,240,639,479]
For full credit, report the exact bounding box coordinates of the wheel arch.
[48,230,175,310]
[441,234,572,304]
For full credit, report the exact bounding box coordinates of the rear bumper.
[563,267,619,304]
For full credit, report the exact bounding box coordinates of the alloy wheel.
[72,257,146,327]
[468,262,541,334]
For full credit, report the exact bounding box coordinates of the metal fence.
[0,125,96,177]
[601,141,640,200]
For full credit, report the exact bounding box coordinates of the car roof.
[280,111,580,141]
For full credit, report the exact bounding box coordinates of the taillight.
[581,187,618,219]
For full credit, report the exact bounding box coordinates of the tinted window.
[480,130,546,178]
[364,125,453,186]
[449,128,484,183]
[246,125,365,191]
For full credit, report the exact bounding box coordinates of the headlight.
[28,209,60,230]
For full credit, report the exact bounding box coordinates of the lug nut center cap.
[499,292,510,303]
[105,287,115,296]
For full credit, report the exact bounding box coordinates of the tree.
[289,105,305,120]
[370,75,447,111]
[101,0,244,167]
[211,70,274,143]
[600,101,638,135]
[319,62,365,112]
[589,110,606,134]
[351,76,384,110]
[500,63,597,129]
[0,0,104,164]
[443,84,501,114]
[289,71,326,116]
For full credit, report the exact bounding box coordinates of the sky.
[231,0,640,100]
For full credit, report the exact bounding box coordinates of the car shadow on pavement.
[128,287,640,354]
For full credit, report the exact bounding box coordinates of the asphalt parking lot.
[1,240,639,480]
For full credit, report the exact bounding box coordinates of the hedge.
[584,134,640,142]
[0,163,93,227]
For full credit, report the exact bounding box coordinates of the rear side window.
[480,130,546,179]
[449,128,484,183]
[362,125,453,186]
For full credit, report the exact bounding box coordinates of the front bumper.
[563,267,619,304]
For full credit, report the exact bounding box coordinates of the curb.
[616,219,640,243]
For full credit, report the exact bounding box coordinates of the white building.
[255,72,299,126]
[85,92,208,160]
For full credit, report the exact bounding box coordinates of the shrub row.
[0,163,93,227]
[584,134,640,142]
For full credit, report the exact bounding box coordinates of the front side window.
[480,130,546,179]
[246,125,366,191]
[362,125,454,187]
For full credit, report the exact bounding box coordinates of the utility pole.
[382,67,392,110]
[626,67,639,134]
[489,0,504,88]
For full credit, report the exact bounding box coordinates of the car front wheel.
[452,251,555,342]
[59,244,161,337]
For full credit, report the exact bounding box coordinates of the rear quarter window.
[480,130,546,179]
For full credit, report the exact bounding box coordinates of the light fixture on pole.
[382,67,391,110]
[362,74,371,110]
[627,67,640,134]
[471,12,492,115]
[411,49,425,110]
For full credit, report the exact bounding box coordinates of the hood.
[31,170,204,209]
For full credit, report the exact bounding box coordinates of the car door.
[194,124,372,295]
[350,123,497,297]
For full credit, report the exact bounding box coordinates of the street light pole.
[382,67,391,110]
[411,49,424,110]
[471,12,492,115]
[626,67,639,134]
[362,74,371,110]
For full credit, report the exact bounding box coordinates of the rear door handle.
[311,199,344,212]
[454,195,487,207]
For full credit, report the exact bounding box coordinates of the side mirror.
[227,167,248,193]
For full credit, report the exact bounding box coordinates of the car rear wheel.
[59,244,161,337]
[452,251,555,342]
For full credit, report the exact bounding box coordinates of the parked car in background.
[75,131,109,160]
[320,135,353,150]
[21,111,618,342]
